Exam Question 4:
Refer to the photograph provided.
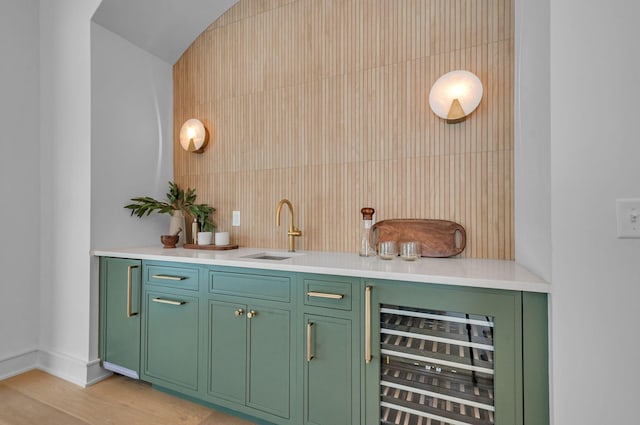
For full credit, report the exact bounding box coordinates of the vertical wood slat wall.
[173,0,514,259]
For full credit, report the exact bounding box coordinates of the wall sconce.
[429,70,483,123]
[179,118,208,153]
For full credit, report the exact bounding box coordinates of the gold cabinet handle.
[151,274,187,281]
[307,322,314,362]
[127,265,139,318]
[152,297,186,306]
[306,291,344,300]
[234,309,245,317]
[247,310,257,318]
[365,286,372,364]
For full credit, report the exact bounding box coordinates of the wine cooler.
[379,304,495,425]
[364,282,536,425]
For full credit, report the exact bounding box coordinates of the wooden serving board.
[370,219,466,258]
[183,244,239,250]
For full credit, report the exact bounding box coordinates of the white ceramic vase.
[169,210,186,246]
[197,231,213,245]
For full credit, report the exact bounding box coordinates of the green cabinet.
[140,262,201,393]
[246,303,291,417]
[208,299,247,404]
[304,314,353,425]
[99,257,141,379]
[98,257,548,425]
[207,269,293,422]
[301,275,360,425]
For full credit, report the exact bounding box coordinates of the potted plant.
[193,206,216,245]
[124,181,215,245]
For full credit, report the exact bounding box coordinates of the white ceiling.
[92,0,239,64]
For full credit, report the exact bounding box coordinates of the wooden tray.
[183,243,239,250]
[371,219,466,258]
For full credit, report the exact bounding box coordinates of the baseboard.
[0,350,38,381]
[1,350,112,386]
[37,350,112,387]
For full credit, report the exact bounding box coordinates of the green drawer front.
[145,264,199,290]
[304,278,352,311]
[209,271,290,302]
[143,290,199,391]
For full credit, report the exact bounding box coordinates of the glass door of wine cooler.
[364,281,523,425]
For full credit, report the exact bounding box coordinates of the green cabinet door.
[142,289,199,391]
[208,300,291,420]
[304,314,353,425]
[99,257,141,378]
[364,281,523,425]
[208,299,247,404]
[246,304,291,419]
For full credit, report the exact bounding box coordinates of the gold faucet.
[276,198,302,252]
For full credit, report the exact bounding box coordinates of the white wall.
[0,0,41,377]
[90,23,173,250]
[549,1,640,423]
[89,23,173,363]
[514,0,551,282]
[38,0,103,385]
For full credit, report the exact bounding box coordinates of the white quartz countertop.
[92,246,550,293]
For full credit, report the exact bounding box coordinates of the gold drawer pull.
[307,322,314,362]
[152,274,187,281]
[365,286,372,364]
[127,265,139,317]
[152,297,186,306]
[306,291,344,300]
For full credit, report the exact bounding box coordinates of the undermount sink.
[241,251,305,261]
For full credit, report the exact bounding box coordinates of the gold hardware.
[447,98,466,121]
[386,356,390,365]
[151,274,187,281]
[306,291,344,300]
[152,298,186,306]
[276,198,302,252]
[307,322,314,362]
[247,310,257,318]
[365,286,372,364]
[234,309,245,317]
[127,265,139,318]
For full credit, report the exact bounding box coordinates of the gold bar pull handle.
[127,265,139,318]
[151,274,187,281]
[152,298,186,306]
[307,322,314,362]
[306,291,344,300]
[365,286,372,364]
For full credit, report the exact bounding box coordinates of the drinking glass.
[379,241,398,260]
[401,241,420,261]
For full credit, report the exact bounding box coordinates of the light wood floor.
[0,370,256,425]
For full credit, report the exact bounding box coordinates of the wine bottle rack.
[379,305,495,425]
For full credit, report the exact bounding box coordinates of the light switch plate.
[232,210,240,227]
[616,199,640,238]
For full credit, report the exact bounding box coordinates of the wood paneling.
[174,0,514,259]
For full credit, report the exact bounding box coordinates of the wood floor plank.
[84,374,214,424]
[197,410,256,425]
[1,370,256,425]
[0,384,88,425]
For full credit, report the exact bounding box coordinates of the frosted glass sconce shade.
[429,70,483,123]
[179,118,207,152]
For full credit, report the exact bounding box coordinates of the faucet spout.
[276,198,302,252]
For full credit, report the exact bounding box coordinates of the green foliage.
[125,182,216,231]
[189,204,216,232]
